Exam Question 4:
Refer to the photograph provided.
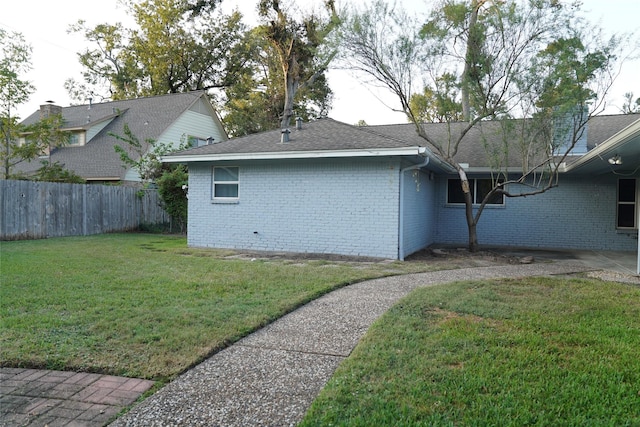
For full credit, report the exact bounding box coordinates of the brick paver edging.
[0,368,154,427]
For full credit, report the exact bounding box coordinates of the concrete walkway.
[109,261,591,427]
[3,256,635,427]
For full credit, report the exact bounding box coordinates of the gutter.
[398,155,431,261]
[162,146,430,163]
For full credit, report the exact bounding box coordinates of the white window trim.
[212,166,239,203]
[189,136,213,148]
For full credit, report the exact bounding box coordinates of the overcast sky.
[2,0,639,124]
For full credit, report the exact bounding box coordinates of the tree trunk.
[467,215,479,252]
[280,53,299,130]
[458,167,479,252]
[461,0,484,122]
[2,119,10,179]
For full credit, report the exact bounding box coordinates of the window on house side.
[617,178,637,229]
[212,166,239,200]
[447,178,504,205]
[189,136,210,148]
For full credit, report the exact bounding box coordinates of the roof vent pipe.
[281,128,291,143]
[295,117,302,130]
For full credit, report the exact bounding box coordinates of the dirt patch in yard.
[223,247,535,269]
[404,247,532,267]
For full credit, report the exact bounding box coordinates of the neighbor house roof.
[16,91,224,181]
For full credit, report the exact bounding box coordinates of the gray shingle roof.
[166,118,418,158]
[167,113,639,171]
[16,91,212,180]
[371,113,640,169]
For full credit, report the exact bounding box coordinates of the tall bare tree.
[341,0,622,251]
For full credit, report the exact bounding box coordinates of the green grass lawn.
[0,233,434,381]
[301,277,640,426]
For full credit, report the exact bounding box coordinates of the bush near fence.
[0,180,169,240]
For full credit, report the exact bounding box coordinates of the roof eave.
[560,118,640,173]
[457,166,526,174]
[162,146,430,163]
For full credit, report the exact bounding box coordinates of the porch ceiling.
[563,118,640,176]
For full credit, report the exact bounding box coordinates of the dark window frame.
[447,178,505,206]
[617,178,637,229]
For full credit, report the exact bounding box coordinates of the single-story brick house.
[163,114,639,272]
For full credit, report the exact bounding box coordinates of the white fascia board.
[560,118,640,173]
[162,146,428,163]
[455,167,523,174]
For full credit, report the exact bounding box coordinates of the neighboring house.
[163,114,640,270]
[14,91,227,184]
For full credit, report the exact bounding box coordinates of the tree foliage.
[109,123,189,230]
[67,0,251,102]
[256,0,340,129]
[341,0,622,251]
[69,0,338,136]
[109,123,183,184]
[31,161,86,184]
[3,113,70,180]
[156,164,189,233]
[19,114,70,162]
[221,24,333,136]
[409,73,463,123]
[621,92,640,114]
[0,28,36,178]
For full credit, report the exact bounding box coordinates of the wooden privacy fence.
[0,180,169,240]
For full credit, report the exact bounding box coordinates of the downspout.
[398,152,430,260]
[637,204,639,275]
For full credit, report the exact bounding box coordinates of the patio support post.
[636,208,640,276]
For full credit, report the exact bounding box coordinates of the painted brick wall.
[401,168,436,258]
[188,157,402,258]
[434,174,638,251]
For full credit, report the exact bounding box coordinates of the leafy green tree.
[109,123,180,184]
[221,24,334,136]
[18,114,70,165]
[67,0,251,102]
[31,161,86,184]
[409,73,463,123]
[65,22,141,101]
[257,0,341,129]
[4,113,71,180]
[110,123,188,230]
[341,0,622,251]
[69,0,338,136]
[0,29,35,178]
[156,165,188,232]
